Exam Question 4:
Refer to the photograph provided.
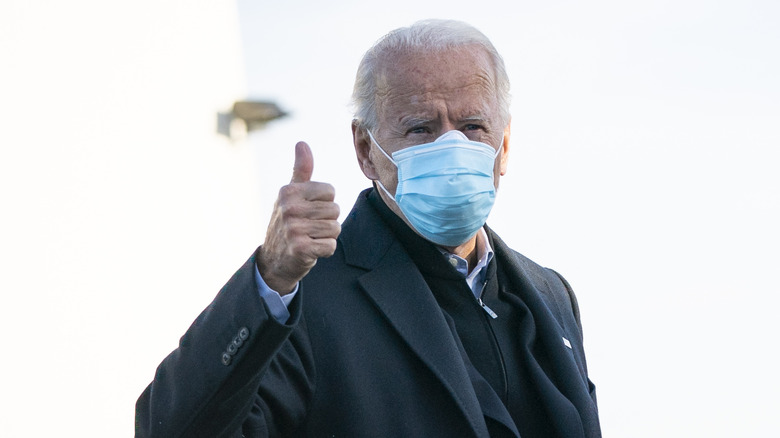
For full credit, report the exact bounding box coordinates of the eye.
[407,126,430,135]
[463,124,483,131]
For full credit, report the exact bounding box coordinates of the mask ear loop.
[366,130,396,163]
[494,134,504,158]
[366,130,398,200]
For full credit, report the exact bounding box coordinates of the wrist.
[255,248,297,295]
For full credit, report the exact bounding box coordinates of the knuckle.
[323,183,336,197]
[324,238,338,256]
[325,220,341,236]
[311,182,335,201]
[330,203,341,218]
[288,239,310,258]
[278,183,305,201]
[278,184,294,198]
[285,218,306,237]
[280,202,298,217]
[280,201,308,219]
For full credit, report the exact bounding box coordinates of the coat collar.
[338,189,491,437]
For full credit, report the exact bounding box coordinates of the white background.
[1,0,778,436]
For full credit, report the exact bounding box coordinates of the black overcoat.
[136,189,600,437]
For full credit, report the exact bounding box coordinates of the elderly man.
[136,19,600,438]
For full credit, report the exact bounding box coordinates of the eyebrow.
[399,116,434,128]
[460,115,489,123]
[398,115,489,128]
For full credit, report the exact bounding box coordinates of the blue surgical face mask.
[367,129,501,247]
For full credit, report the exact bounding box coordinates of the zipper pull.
[479,298,498,319]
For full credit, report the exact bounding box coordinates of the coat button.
[227,342,238,355]
[221,352,232,366]
[238,327,250,341]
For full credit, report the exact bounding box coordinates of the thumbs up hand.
[257,142,341,295]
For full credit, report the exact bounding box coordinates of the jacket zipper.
[478,277,498,319]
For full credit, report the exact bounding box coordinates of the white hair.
[351,19,511,131]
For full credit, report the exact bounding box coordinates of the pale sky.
[1,0,778,436]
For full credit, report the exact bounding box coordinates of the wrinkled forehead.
[374,45,498,101]
[372,45,499,123]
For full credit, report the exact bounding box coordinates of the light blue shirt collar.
[440,228,494,299]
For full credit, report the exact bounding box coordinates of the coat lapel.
[339,191,489,438]
[489,229,590,387]
[488,228,599,436]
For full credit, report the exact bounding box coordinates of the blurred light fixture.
[217,100,288,140]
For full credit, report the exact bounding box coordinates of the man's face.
[364,45,510,198]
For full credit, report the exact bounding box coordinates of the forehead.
[375,45,498,125]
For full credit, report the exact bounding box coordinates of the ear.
[499,119,511,176]
[352,120,379,180]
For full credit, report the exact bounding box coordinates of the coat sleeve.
[135,253,314,438]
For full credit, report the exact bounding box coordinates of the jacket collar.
[338,189,492,437]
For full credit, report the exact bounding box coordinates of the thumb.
[291,141,314,183]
